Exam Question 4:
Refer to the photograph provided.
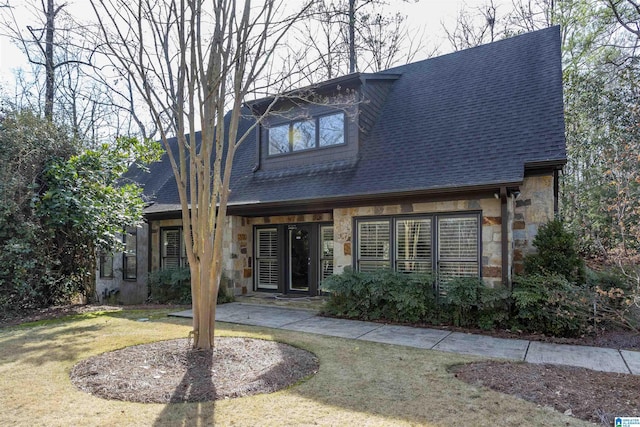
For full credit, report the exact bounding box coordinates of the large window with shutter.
[357,220,390,272]
[256,228,279,289]
[437,216,479,281]
[161,228,187,270]
[355,213,480,281]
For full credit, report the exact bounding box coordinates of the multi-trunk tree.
[90,0,313,349]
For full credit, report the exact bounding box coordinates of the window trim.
[319,224,334,283]
[267,111,346,157]
[255,226,280,290]
[99,252,114,279]
[122,229,137,281]
[160,227,187,270]
[353,212,482,280]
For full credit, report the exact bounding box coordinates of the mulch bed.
[70,337,319,403]
[451,361,640,425]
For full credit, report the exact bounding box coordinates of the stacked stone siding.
[513,173,555,274]
[144,174,555,293]
[225,213,333,294]
[333,197,506,287]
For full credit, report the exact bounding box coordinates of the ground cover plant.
[322,219,640,338]
[0,308,597,427]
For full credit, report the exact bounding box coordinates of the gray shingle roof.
[132,26,566,215]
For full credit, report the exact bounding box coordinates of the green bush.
[322,269,514,328]
[441,277,511,329]
[148,267,192,304]
[512,273,591,336]
[147,267,235,305]
[321,268,436,323]
[586,267,632,292]
[524,219,586,284]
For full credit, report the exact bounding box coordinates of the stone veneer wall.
[232,213,333,294]
[147,174,553,294]
[222,215,251,295]
[149,217,252,296]
[513,173,556,274]
[332,198,507,287]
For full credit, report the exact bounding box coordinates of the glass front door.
[288,226,310,291]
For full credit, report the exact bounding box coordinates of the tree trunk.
[349,0,356,73]
[44,0,55,120]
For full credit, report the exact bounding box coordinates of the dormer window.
[268,112,345,155]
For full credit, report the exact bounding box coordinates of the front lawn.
[0,309,589,426]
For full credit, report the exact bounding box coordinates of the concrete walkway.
[170,302,640,375]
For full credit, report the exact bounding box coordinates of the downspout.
[500,186,509,289]
[553,169,560,216]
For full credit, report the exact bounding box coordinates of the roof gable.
[138,26,566,215]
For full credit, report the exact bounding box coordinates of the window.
[357,220,390,272]
[161,228,187,269]
[320,225,334,281]
[256,228,279,289]
[437,217,479,282]
[268,112,345,155]
[396,218,432,273]
[99,253,114,279]
[355,213,480,281]
[123,230,137,280]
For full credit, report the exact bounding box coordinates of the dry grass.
[0,309,591,426]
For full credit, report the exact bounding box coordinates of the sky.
[0,0,499,89]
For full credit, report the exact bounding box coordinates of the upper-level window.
[268,112,345,155]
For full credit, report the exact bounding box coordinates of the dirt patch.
[451,361,640,425]
[70,337,319,403]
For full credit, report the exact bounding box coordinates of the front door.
[288,225,311,292]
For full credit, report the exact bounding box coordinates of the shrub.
[441,277,511,329]
[512,273,591,337]
[148,267,192,304]
[587,267,639,331]
[147,267,234,305]
[321,268,436,322]
[524,219,586,284]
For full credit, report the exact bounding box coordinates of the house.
[96,26,566,303]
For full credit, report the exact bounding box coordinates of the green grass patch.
[0,309,591,426]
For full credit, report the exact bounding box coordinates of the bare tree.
[91,0,313,349]
[0,1,156,141]
[2,0,84,120]
[443,0,505,50]
[606,0,640,38]
[297,0,426,82]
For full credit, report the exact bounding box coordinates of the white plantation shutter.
[256,228,278,289]
[162,229,183,269]
[437,216,479,285]
[320,225,334,280]
[396,218,432,273]
[357,220,390,271]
